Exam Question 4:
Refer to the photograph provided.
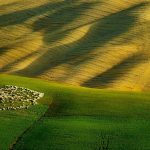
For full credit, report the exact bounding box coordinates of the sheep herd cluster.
[0,85,44,111]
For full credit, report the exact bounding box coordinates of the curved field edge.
[0,74,150,149]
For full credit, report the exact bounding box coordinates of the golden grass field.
[0,0,150,91]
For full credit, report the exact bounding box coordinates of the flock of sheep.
[0,85,44,111]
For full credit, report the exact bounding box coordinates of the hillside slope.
[0,0,150,91]
[0,74,150,150]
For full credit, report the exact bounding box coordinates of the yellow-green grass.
[0,74,150,149]
[0,0,150,91]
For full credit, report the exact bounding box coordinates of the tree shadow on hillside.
[82,52,147,88]
[32,1,97,46]
[0,46,10,55]
[0,0,81,55]
[0,0,83,27]
[15,2,148,77]
[0,1,97,72]
[10,1,98,75]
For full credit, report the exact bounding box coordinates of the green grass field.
[0,0,150,91]
[0,105,47,150]
[0,74,150,150]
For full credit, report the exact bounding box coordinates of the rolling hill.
[1,1,150,150]
[0,74,150,150]
[0,0,150,91]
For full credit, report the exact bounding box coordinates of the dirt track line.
[9,108,48,150]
